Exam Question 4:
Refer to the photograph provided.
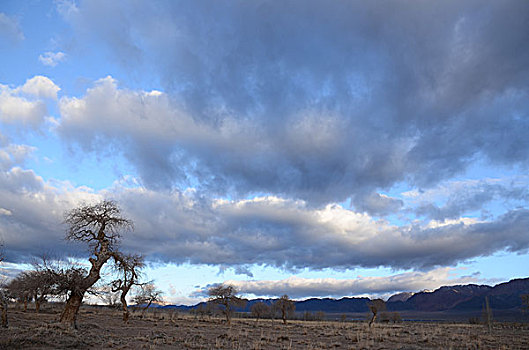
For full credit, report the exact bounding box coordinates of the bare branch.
[63,200,133,250]
[208,284,247,325]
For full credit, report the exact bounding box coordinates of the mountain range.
[162,278,529,315]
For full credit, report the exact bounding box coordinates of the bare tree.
[133,282,163,317]
[194,302,215,320]
[0,242,7,327]
[95,285,120,307]
[0,286,7,328]
[6,274,32,311]
[368,299,386,327]
[208,284,247,325]
[60,200,133,328]
[112,253,145,322]
[250,302,270,323]
[483,296,493,333]
[10,270,55,313]
[274,294,295,325]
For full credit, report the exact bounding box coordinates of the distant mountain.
[387,292,414,303]
[160,278,529,314]
[387,278,529,312]
[295,297,370,313]
[397,284,493,311]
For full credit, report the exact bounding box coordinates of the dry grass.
[1,305,529,349]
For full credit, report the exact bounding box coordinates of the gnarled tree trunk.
[60,293,83,329]
[0,293,7,328]
[121,292,129,323]
[59,251,110,328]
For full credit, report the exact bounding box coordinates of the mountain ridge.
[160,277,529,314]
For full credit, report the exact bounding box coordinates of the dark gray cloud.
[55,0,529,204]
[1,156,529,271]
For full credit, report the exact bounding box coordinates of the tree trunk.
[0,299,7,328]
[23,296,28,312]
[369,313,377,327]
[34,292,41,314]
[141,300,153,317]
[121,294,129,323]
[225,304,231,325]
[59,245,111,328]
[60,293,84,329]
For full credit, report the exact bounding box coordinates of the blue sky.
[1,0,529,304]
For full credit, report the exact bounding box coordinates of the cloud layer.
[217,268,482,299]
[2,150,529,272]
[54,0,529,205]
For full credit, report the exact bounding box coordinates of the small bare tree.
[0,286,7,328]
[483,296,493,333]
[133,282,163,316]
[6,275,31,311]
[368,299,386,327]
[208,284,247,325]
[60,200,133,328]
[521,294,529,314]
[0,243,7,328]
[112,253,145,322]
[13,270,55,313]
[274,294,295,325]
[194,302,215,320]
[95,285,120,307]
[251,302,270,323]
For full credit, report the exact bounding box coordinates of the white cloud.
[0,143,35,170]
[0,76,59,126]
[19,76,61,99]
[38,51,66,67]
[221,267,481,299]
[0,86,46,126]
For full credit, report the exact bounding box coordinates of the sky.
[1,0,529,305]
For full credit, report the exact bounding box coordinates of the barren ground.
[1,305,529,349]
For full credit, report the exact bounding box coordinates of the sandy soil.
[1,305,529,349]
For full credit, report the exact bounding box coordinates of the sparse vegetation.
[274,294,295,325]
[0,242,6,328]
[111,253,145,322]
[522,294,529,313]
[208,284,247,325]
[250,301,270,323]
[133,282,164,316]
[0,289,6,328]
[1,305,529,349]
[368,298,386,327]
